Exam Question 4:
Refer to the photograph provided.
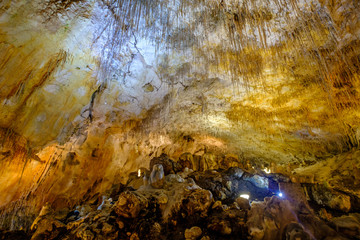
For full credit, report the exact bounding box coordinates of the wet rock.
[113,191,148,218]
[185,226,202,240]
[182,189,213,217]
[150,164,165,188]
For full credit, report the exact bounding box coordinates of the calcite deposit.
[0,0,360,239]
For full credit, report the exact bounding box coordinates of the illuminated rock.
[235,197,251,210]
[0,0,359,239]
[199,153,218,171]
[149,164,165,189]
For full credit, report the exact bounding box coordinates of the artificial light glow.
[263,168,271,174]
[240,194,250,200]
[138,169,141,177]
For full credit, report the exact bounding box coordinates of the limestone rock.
[31,218,66,240]
[76,226,94,240]
[222,154,241,169]
[185,226,202,240]
[200,153,218,171]
[165,174,185,183]
[235,197,250,210]
[31,203,54,231]
[309,185,351,212]
[150,222,162,238]
[331,213,360,239]
[226,167,244,178]
[101,222,114,235]
[182,189,213,217]
[283,222,311,240]
[243,174,269,189]
[97,196,113,211]
[247,197,297,240]
[150,154,178,175]
[208,220,232,235]
[113,191,147,218]
[179,152,194,171]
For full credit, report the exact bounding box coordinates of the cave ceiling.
[0,0,359,214]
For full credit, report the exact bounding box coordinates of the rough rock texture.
[0,0,360,239]
[10,162,357,240]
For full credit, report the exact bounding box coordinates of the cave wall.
[0,0,359,231]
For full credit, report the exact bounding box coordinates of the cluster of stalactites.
[97,0,358,96]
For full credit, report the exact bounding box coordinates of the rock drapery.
[0,0,360,239]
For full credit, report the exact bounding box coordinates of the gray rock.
[243,174,269,189]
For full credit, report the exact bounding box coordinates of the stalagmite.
[0,0,360,239]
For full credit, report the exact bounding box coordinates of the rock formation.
[0,0,359,239]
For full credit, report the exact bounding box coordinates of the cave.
[0,0,360,239]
